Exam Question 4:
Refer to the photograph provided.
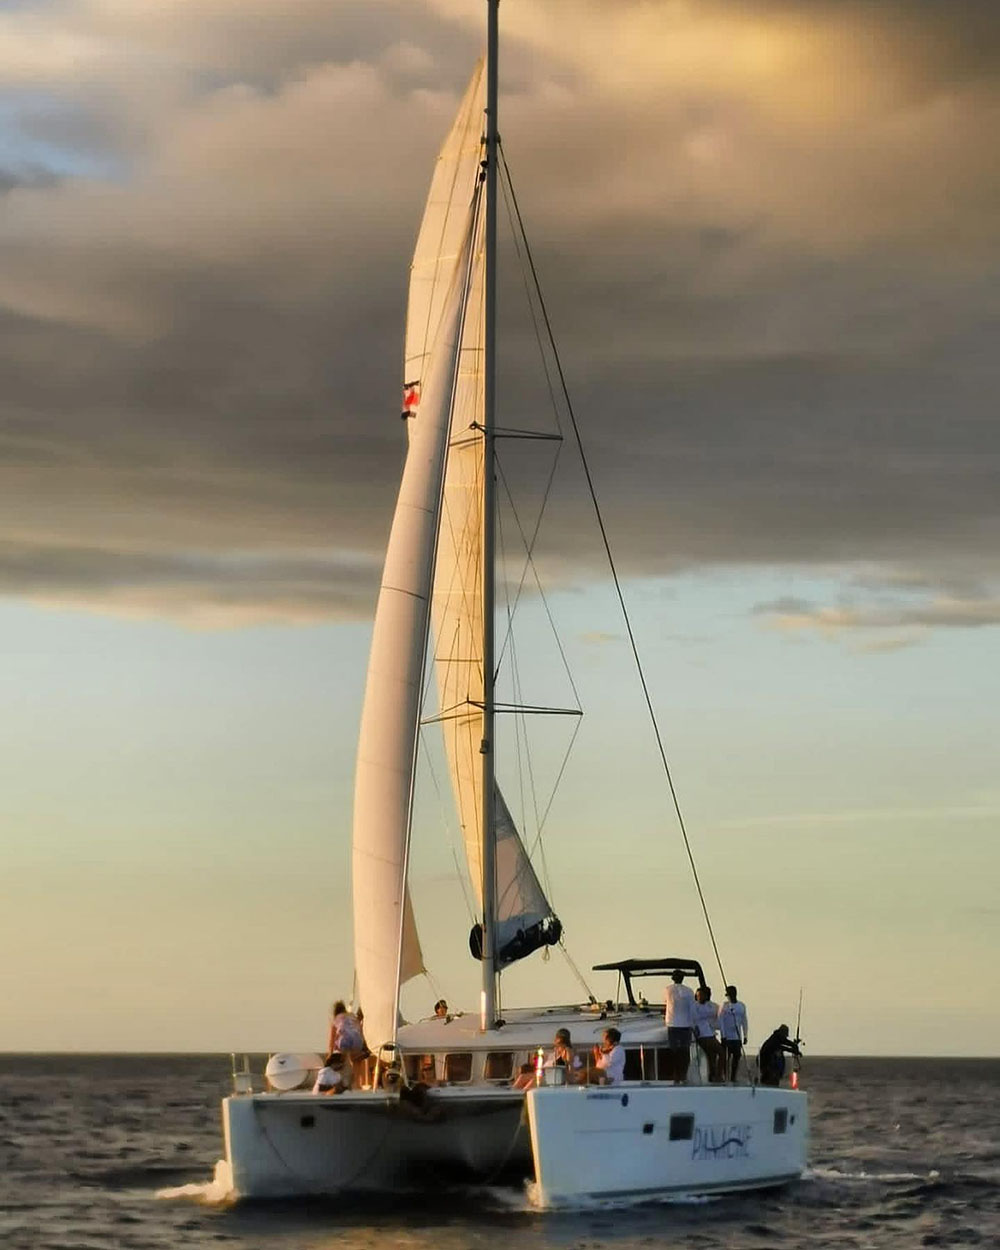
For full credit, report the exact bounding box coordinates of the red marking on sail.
[401,380,421,419]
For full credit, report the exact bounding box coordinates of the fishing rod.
[794,986,803,1046]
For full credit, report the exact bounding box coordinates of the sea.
[1,1055,996,1250]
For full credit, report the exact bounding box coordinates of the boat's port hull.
[222,1086,530,1198]
[525,1084,808,1208]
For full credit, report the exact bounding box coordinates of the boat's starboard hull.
[526,1084,808,1208]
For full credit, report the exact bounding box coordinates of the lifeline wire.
[499,142,728,991]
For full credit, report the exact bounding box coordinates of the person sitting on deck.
[587,1028,625,1086]
[513,1061,537,1091]
[434,999,450,1019]
[546,1028,584,1082]
[758,1024,801,1087]
[313,1052,349,1095]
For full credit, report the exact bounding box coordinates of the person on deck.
[663,969,697,1082]
[590,1027,626,1086]
[693,986,724,1082]
[546,1028,583,1082]
[513,1062,536,1091]
[313,1052,349,1095]
[328,1000,364,1056]
[718,985,749,1082]
[434,999,450,1019]
[758,1024,801,1087]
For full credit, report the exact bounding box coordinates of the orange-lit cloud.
[1,0,998,624]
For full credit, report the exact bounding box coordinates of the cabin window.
[403,1054,436,1083]
[656,1048,673,1081]
[669,1113,694,1141]
[773,1108,788,1134]
[484,1052,514,1081]
[623,1048,642,1081]
[444,1052,473,1083]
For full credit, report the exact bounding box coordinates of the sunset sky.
[2,0,998,1057]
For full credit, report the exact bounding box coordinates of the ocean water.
[1,1055,996,1250]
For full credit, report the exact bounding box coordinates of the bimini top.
[592,958,707,1006]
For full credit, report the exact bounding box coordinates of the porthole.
[669,1113,694,1141]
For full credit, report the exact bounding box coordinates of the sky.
[2,0,998,1057]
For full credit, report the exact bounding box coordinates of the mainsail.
[419,73,561,969]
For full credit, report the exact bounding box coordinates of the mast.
[480,0,499,1029]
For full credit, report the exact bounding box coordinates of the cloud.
[1,0,998,624]
[755,581,1000,646]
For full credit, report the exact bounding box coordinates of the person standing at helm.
[664,969,696,1083]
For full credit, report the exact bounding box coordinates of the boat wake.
[520,1181,717,1212]
[806,1165,940,1184]
[155,1158,234,1204]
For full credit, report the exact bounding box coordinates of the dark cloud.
[0,0,998,625]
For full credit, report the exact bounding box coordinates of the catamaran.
[220,0,808,1205]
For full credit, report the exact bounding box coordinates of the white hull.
[222,1086,530,1199]
[526,1084,808,1208]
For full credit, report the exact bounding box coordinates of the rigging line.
[492,435,563,679]
[417,733,476,925]
[495,476,531,853]
[493,456,586,889]
[498,147,564,434]
[496,457,582,711]
[496,470,559,910]
[493,457,578,901]
[558,939,597,1004]
[531,712,584,854]
[499,144,728,991]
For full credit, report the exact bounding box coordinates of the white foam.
[806,1165,932,1184]
[523,1180,716,1211]
[155,1158,234,1205]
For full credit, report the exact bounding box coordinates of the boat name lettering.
[691,1122,753,1162]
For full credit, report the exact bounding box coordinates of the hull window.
[444,1053,473,1083]
[485,1052,514,1081]
[669,1114,695,1141]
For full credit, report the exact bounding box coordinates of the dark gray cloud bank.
[1,0,998,638]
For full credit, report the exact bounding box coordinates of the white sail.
[352,219,475,1054]
[402,61,485,427]
[426,93,561,969]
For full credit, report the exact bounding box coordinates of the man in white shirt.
[693,986,724,1082]
[592,1027,626,1086]
[718,985,749,1083]
[312,1052,348,1095]
[663,969,697,1083]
